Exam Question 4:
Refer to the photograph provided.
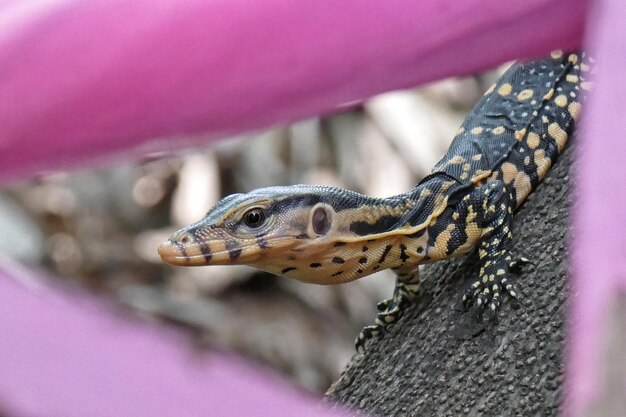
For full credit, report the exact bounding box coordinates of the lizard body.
[159,51,590,350]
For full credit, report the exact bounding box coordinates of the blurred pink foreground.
[1,0,623,416]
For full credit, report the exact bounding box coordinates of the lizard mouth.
[158,240,202,265]
[158,234,301,266]
[158,238,250,266]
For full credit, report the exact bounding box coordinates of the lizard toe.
[355,324,383,352]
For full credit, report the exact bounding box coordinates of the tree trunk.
[326,140,574,417]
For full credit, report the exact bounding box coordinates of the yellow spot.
[542,115,549,124]
[472,154,482,161]
[498,83,512,96]
[568,54,579,64]
[551,50,563,59]
[462,163,471,171]
[526,132,540,149]
[440,181,457,192]
[568,102,582,121]
[457,126,465,135]
[523,156,530,165]
[420,188,432,198]
[566,74,579,83]
[554,95,568,107]
[517,89,534,101]
[466,206,477,223]
[471,126,484,135]
[501,162,532,205]
[500,162,518,184]
[449,155,466,164]
[497,269,506,275]
[484,83,496,95]
[460,172,469,181]
[433,194,447,210]
[452,212,459,220]
[492,126,506,135]
[514,128,527,141]
[534,149,552,178]
[543,88,555,101]
[548,122,568,152]
[581,81,594,91]
[471,169,492,182]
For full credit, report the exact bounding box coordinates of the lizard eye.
[243,208,266,228]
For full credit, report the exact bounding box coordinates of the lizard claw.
[508,256,534,272]
[464,266,523,316]
[376,299,392,312]
[355,324,383,352]
[463,283,481,310]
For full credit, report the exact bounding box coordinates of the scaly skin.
[159,51,590,351]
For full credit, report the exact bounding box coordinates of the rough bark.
[326,141,573,417]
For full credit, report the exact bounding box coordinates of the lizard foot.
[355,303,403,352]
[355,281,420,351]
[462,260,521,316]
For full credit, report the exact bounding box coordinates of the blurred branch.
[0,258,352,417]
[0,0,585,181]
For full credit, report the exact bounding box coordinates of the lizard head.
[158,185,389,282]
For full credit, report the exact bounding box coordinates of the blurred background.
[0,67,506,393]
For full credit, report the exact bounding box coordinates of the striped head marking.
[158,184,437,283]
[158,185,380,282]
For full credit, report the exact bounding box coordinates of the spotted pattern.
[161,52,591,352]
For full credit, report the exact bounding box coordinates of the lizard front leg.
[355,267,421,351]
[460,180,522,314]
[356,180,525,350]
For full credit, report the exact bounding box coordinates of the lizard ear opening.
[311,204,331,236]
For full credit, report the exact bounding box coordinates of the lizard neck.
[247,176,463,284]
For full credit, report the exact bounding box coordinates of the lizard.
[158,51,590,351]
